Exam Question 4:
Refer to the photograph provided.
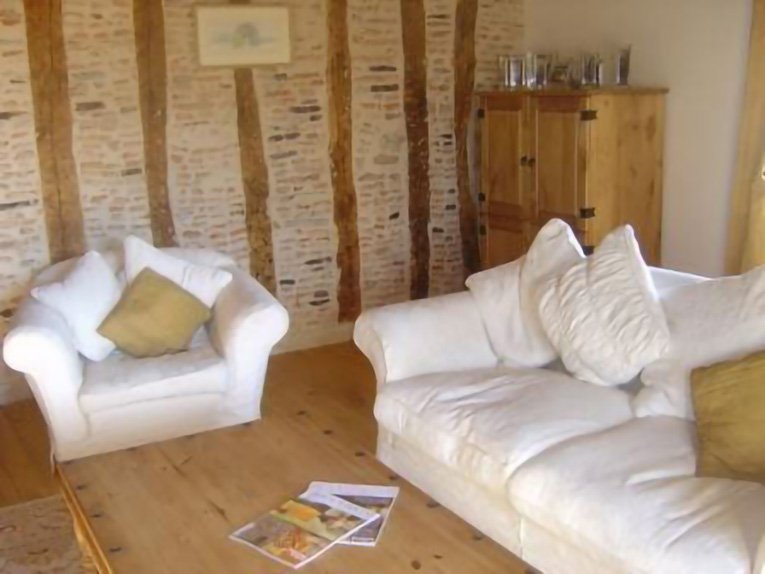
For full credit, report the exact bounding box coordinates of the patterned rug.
[0,496,95,573]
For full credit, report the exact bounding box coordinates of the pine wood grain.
[327,0,362,321]
[400,0,431,300]
[234,67,276,293]
[134,0,176,247]
[478,89,665,268]
[454,0,480,278]
[23,0,85,262]
[50,343,529,573]
[0,400,56,507]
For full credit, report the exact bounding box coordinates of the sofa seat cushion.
[80,344,227,413]
[374,366,633,494]
[509,416,765,574]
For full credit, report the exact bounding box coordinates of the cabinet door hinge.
[580,109,598,121]
[579,207,596,219]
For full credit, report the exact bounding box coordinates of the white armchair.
[3,248,289,461]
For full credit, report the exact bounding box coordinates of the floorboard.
[0,342,376,508]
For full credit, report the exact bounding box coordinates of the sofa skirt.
[377,427,633,574]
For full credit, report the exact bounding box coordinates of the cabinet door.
[529,96,591,249]
[480,95,528,267]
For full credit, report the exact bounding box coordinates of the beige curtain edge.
[726,0,765,274]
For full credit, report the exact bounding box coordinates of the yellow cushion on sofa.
[691,350,765,483]
[98,268,211,358]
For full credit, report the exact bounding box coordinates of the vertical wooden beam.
[327,0,362,321]
[134,0,176,247]
[234,68,276,293]
[454,0,480,277]
[24,0,85,262]
[400,0,431,299]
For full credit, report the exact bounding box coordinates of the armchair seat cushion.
[80,344,227,413]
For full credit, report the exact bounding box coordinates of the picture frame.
[195,6,291,67]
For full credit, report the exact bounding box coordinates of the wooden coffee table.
[56,409,530,573]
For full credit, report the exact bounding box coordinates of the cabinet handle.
[528,157,536,168]
[520,156,529,166]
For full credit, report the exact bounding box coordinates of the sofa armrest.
[353,291,498,387]
[209,269,289,397]
[3,300,87,443]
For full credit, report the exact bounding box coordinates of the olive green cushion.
[691,350,765,483]
[98,268,211,358]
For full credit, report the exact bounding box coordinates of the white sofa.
[354,267,765,574]
[3,247,289,461]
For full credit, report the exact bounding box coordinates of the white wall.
[526,0,752,276]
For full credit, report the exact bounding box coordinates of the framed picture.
[195,6,291,67]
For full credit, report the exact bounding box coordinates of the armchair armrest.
[3,299,87,443]
[353,291,498,387]
[209,270,289,404]
[756,534,765,574]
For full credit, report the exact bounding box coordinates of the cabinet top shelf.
[477,86,668,97]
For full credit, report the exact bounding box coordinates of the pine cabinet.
[477,88,666,268]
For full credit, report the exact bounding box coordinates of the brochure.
[305,482,400,547]
[230,492,378,569]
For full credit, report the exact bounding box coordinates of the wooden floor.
[0,342,378,508]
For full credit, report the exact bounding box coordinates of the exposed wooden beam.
[726,0,765,273]
[400,0,431,299]
[454,0,480,277]
[134,0,176,247]
[234,68,276,293]
[327,0,362,321]
[24,0,85,262]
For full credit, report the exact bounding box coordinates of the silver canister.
[616,46,631,86]
[508,54,526,89]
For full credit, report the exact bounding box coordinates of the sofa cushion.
[539,225,670,386]
[31,251,122,362]
[124,236,232,308]
[692,350,765,483]
[374,366,633,494]
[98,268,211,358]
[635,265,765,420]
[509,416,765,574]
[465,219,584,367]
[80,344,227,413]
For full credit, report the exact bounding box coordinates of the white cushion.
[466,219,584,367]
[123,236,233,307]
[31,251,121,361]
[374,366,632,494]
[634,265,765,420]
[509,416,765,574]
[539,225,670,386]
[80,343,227,413]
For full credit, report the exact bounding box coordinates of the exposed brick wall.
[349,0,411,309]
[63,0,153,250]
[165,0,250,269]
[0,1,50,334]
[475,0,524,90]
[425,0,463,296]
[0,0,523,351]
[250,0,341,341]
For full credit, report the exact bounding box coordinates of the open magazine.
[304,482,400,547]
[230,492,378,569]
